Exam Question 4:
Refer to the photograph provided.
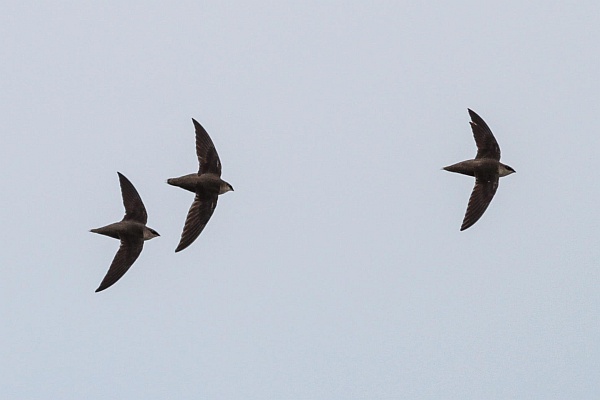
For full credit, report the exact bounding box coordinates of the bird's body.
[90,172,159,292]
[167,173,231,195]
[168,119,233,252]
[443,109,515,231]
[443,158,514,178]
[91,220,157,241]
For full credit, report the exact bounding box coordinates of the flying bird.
[443,109,515,231]
[90,172,160,292]
[167,119,233,252]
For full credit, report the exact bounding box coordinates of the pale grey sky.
[1,1,599,399]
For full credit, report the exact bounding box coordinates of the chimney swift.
[90,172,160,292]
[443,109,515,231]
[167,119,233,252]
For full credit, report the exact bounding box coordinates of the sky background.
[1,1,599,399]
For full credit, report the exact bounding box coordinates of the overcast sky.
[1,1,599,399]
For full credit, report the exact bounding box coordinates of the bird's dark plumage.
[444,109,515,231]
[168,119,233,252]
[175,194,218,252]
[96,237,144,292]
[194,118,222,176]
[91,172,159,292]
[119,172,148,224]
[461,173,499,231]
[469,108,501,161]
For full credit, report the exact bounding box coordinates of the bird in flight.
[167,119,233,252]
[443,109,515,231]
[90,172,160,292]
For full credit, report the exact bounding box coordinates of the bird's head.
[499,164,516,177]
[220,181,234,194]
[144,228,160,240]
